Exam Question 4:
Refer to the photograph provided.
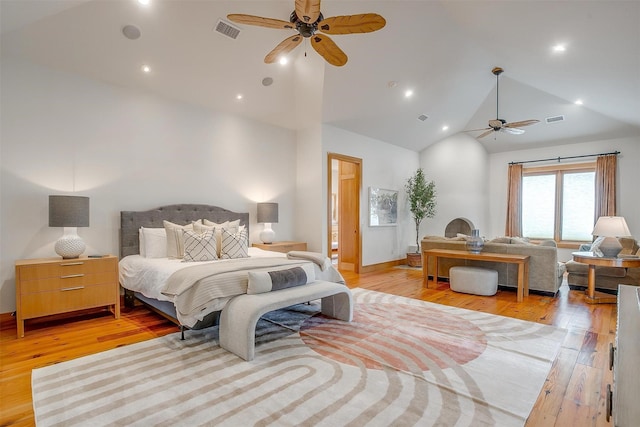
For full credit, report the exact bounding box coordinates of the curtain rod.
[509,150,620,165]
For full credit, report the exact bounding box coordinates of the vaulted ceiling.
[2,0,639,153]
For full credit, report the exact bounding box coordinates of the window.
[521,163,595,243]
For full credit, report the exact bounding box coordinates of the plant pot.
[406,252,422,267]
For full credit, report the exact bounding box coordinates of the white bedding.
[119,247,345,327]
[119,247,286,302]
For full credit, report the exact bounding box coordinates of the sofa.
[421,236,566,296]
[565,237,640,292]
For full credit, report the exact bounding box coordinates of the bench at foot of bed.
[219,281,353,361]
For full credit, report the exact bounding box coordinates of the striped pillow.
[182,230,218,262]
[219,227,249,259]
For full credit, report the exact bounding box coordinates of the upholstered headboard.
[120,204,249,258]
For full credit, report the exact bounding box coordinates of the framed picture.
[369,187,398,226]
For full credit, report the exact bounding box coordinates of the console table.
[422,249,530,302]
[571,251,640,304]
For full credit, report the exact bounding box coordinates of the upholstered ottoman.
[449,266,498,296]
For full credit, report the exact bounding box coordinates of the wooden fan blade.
[227,14,294,30]
[264,35,303,63]
[311,34,348,66]
[295,0,321,23]
[501,127,525,135]
[318,14,386,34]
[505,119,540,128]
[465,127,491,133]
[477,129,495,139]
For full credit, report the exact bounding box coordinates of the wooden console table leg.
[517,263,524,302]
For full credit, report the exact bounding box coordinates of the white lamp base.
[599,237,622,258]
[55,227,86,259]
[260,223,276,244]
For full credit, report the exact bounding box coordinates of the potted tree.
[405,168,436,267]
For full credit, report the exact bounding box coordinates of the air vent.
[215,19,240,39]
[417,114,429,122]
[545,115,565,124]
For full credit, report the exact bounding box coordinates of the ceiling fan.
[467,67,539,139]
[227,0,386,67]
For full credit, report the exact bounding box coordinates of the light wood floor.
[1,266,615,426]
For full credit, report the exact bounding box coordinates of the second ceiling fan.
[227,0,386,67]
[467,67,540,139]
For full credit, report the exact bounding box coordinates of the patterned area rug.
[32,289,566,426]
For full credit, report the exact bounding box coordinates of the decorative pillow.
[510,237,532,245]
[139,227,167,258]
[247,264,315,294]
[182,230,218,262]
[163,220,194,258]
[590,236,605,257]
[489,237,512,244]
[220,227,249,259]
[202,219,240,233]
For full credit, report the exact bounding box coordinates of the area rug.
[32,288,566,426]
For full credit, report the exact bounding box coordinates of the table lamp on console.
[591,216,631,258]
[257,202,278,244]
[49,195,90,259]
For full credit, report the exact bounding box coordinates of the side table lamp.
[257,202,278,244]
[591,216,631,258]
[49,195,90,259]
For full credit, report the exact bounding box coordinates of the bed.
[119,204,345,332]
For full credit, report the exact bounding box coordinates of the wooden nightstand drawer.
[19,271,116,294]
[17,257,114,280]
[20,283,117,318]
[15,255,119,337]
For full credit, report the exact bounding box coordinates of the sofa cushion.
[565,260,627,278]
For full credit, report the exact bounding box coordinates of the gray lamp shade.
[49,195,90,227]
[257,202,278,223]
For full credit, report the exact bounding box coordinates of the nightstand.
[15,255,119,338]
[252,241,307,253]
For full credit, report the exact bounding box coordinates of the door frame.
[327,152,362,273]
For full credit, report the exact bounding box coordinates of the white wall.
[0,57,298,313]
[488,136,640,261]
[322,125,419,266]
[418,133,491,238]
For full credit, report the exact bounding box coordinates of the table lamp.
[257,202,278,244]
[49,195,90,258]
[591,216,631,258]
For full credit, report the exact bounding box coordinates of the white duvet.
[118,247,287,302]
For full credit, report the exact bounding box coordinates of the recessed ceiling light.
[122,25,141,40]
[138,0,151,6]
[141,64,151,73]
[442,125,449,131]
[574,99,584,105]
[552,44,566,53]
[236,94,243,100]
[279,57,288,65]
[262,77,274,87]
[404,89,413,98]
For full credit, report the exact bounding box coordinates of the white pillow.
[247,264,315,294]
[139,227,167,258]
[163,220,195,258]
[220,227,249,259]
[202,219,240,233]
[182,230,218,262]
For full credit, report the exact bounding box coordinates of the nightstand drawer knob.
[60,274,85,279]
[61,286,85,291]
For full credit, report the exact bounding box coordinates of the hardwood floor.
[1,266,615,426]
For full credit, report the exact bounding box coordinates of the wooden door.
[337,158,360,272]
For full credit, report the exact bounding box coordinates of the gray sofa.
[421,236,565,296]
[565,237,640,292]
